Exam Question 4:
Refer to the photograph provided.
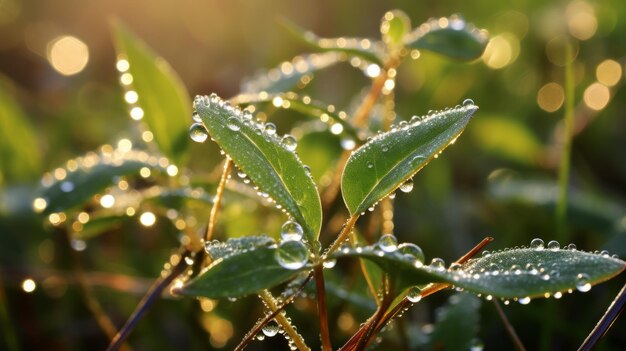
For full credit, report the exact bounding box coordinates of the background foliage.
[1,0,625,350]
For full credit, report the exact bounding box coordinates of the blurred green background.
[1,0,625,350]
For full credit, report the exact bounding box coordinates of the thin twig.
[258,290,311,351]
[314,265,332,351]
[234,274,313,351]
[578,282,626,351]
[493,299,526,351]
[106,249,191,351]
[323,215,360,260]
[206,158,232,241]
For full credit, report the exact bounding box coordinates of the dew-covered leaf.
[231,92,358,139]
[381,10,411,48]
[143,187,214,209]
[331,241,625,300]
[194,94,322,243]
[0,76,41,183]
[405,15,488,61]
[38,150,166,215]
[180,236,311,298]
[341,103,478,215]
[74,213,129,240]
[112,21,191,165]
[241,52,344,94]
[282,19,384,66]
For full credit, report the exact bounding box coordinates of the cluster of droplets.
[242,52,343,93]
[336,234,426,271]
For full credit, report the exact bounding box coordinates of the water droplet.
[399,179,414,193]
[430,258,445,271]
[378,234,398,252]
[227,117,241,131]
[237,170,247,179]
[341,138,356,150]
[566,243,577,250]
[547,240,560,251]
[449,263,462,272]
[323,259,336,268]
[530,238,544,250]
[407,287,422,303]
[463,98,475,106]
[264,123,277,135]
[60,181,74,193]
[576,273,591,292]
[275,241,309,270]
[256,334,265,341]
[189,123,208,143]
[367,162,374,169]
[398,243,425,263]
[553,291,563,299]
[192,111,201,122]
[518,296,531,305]
[470,338,484,351]
[280,220,304,241]
[281,135,297,151]
[262,322,279,337]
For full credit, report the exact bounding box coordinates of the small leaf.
[144,187,214,209]
[241,52,344,93]
[0,76,41,183]
[39,149,165,215]
[341,103,478,215]
[112,21,191,165]
[74,213,129,240]
[231,92,358,139]
[332,243,626,300]
[281,19,384,66]
[180,236,310,298]
[405,15,488,61]
[381,10,411,48]
[195,94,322,243]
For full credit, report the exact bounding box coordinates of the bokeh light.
[537,83,565,112]
[482,33,519,69]
[46,35,89,76]
[583,82,610,111]
[596,59,622,87]
[22,278,36,293]
[566,0,597,40]
[139,211,156,226]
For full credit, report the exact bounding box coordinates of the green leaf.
[381,10,411,48]
[74,213,129,240]
[281,19,384,66]
[180,236,310,298]
[0,76,41,183]
[231,92,359,139]
[241,52,344,93]
[38,149,165,215]
[341,103,478,215]
[405,15,488,61]
[331,241,625,300]
[144,187,214,209]
[112,21,191,165]
[194,94,322,243]
[428,293,481,350]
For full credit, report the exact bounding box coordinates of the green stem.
[556,40,575,242]
[258,290,310,351]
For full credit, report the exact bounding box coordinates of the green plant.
[32,9,625,351]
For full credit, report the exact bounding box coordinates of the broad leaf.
[38,150,166,215]
[180,236,311,298]
[194,94,322,243]
[241,52,344,93]
[282,19,384,66]
[0,76,41,183]
[331,241,625,300]
[231,92,358,139]
[405,15,488,61]
[341,103,478,215]
[74,213,129,240]
[112,21,191,165]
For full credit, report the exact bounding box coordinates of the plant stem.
[578,282,626,351]
[206,157,232,241]
[492,300,526,351]
[258,290,311,351]
[314,265,332,351]
[235,274,313,351]
[556,40,575,242]
[323,215,360,260]
[106,249,191,351]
